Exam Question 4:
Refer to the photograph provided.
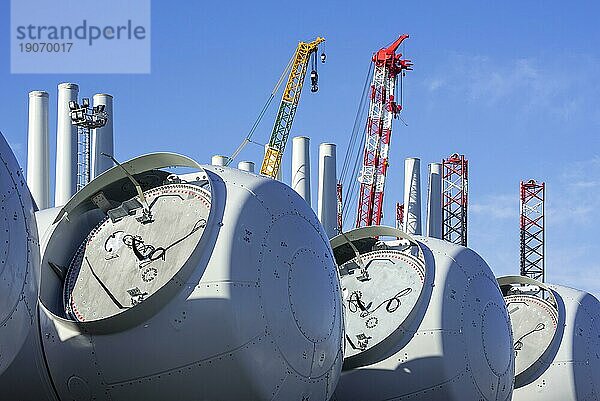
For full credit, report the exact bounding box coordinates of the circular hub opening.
[64,184,211,322]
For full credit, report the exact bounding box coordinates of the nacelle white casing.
[500,276,600,400]
[1,151,344,401]
[332,227,515,401]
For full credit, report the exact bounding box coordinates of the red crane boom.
[355,35,412,227]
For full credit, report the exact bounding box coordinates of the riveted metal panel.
[64,184,212,323]
[39,161,343,401]
[334,232,515,401]
[0,133,39,369]
[507,281,600,401]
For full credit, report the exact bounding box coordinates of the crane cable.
[339,60,374,227]
[341,64,372,226]
[225,54,295,166]
[340,61,373,183]
[340,40,410,227]
[339,60,371,181]
[398,40,409,127]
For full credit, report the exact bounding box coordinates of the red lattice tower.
[520,180,545,282]
[395,202,404,230]
[355,34,412,227]
[442,154,468,246]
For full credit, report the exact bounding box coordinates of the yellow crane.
[260,37,325,178]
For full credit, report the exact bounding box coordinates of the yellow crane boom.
[260,36,325,178]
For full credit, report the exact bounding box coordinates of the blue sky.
[0,0,598,296]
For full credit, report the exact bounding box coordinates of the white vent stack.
[291,136,311,205]
[26,90,50,209]
[211,155,228,166]
[402,157,422,235]
[237,161,255,172]
[318,143,337,238]
[426,162,442,238]
[90,94,114,178]
[54,83,79,206]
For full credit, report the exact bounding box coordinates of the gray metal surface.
[332,226,426,367]
[0,132,58,400]
[341,250,425,359]
[64,184,211,321]
[498,276,559,383]
[503,278,600,401]
[333,230,515,401]
[53,152,202,224]
[27,156,343,401]
[506,294,558,377]
[0,132,39,374]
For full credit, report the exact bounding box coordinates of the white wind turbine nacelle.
[0,132,40,380]
[0,147,344,400]
[331,226,515,401]
[499,276,600,400]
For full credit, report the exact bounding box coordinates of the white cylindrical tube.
[211,155,228,166]
[90,94,114,178]
[276,160,283,181]
[237,161,255,172]
[402,157,422,235]
[318,143,337,238]
[427,162,442,238]
[55,83,79,206]
[27,91,50,209]
[291,136,311,205]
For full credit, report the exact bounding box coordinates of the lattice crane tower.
[442,153,468,246]
[520,179,545,281]
[355,34,412,227]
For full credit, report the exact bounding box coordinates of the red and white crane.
[355,34,412,228]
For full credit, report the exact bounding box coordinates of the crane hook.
[310,70,319,92]
[320,52,326,63]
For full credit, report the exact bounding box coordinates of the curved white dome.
[0,133,39,376]
[332,228,514,401]
[2,153,344,400]
[501,277,600,400]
